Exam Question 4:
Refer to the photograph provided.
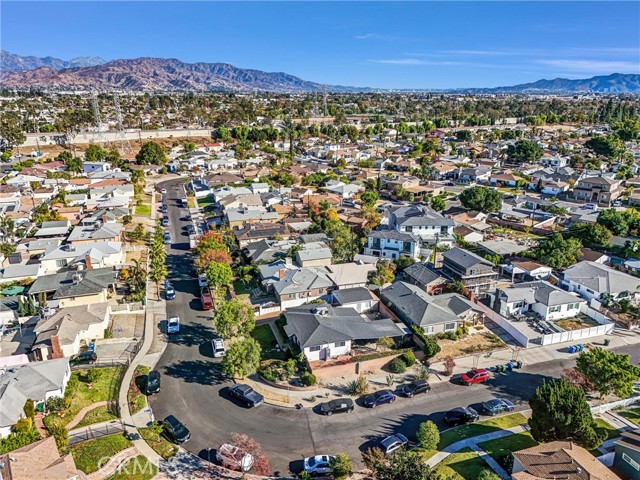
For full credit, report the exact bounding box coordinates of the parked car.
[460,368,490,386]
[160,204,168,213]
[613,200,623,207]
[162,216,169,227]
[163,231,171,244]
[71,350,97,364]
[216,443,254,472]
[400,380,431,398]
[160,188,167,194]
[482,398,515,416]
[187,224,196,235]
[163,415,191,444]
[444,407,479,426]
[584,203,598,210]
[201,291,214,310]
[198,274,208,290]
[167,316,180,334]
[202,204,217,212]
[303,455,334,476]
[363,389,396,408]
[319,398,354,416]
[377,433,409,455]
[211,337,226,358]
[165,282,175,300]
[145,370,161,395]
[228,384,264,407]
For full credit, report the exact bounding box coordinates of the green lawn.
[139,426,178,460]
[71,433,132,474]
[197,195,215,208]
[439,413,528,449]
[478,431,538,465]
[74,405,118,429]
[251,324,288,360]
[135,203,151,216]
[232,280,252,300]
[434,447,491,480]
[128,366,150,416]
[44,367,123,429]
[106,455,157,480]
[594,417,621,441]
[619,407,640,426]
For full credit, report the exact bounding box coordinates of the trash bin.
[604,339,610,346]
[568,345,576,354]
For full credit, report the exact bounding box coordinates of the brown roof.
[454,225,477,237]
[511,260,547,271]
[0,436,80,480]
[89,178,127,188]
[70,178,92,185]
[513,440,621,480]
[578,248,608,263]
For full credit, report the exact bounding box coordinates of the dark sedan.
[228,384,264,408]
[319,398,354,415]
[444,407,479,426]
[400,380,431,398]
[163,415,191,444]
[482,398,515,416]
[363,389,397,408]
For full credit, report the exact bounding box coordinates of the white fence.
[255,303,282,317]
[591,395,640,415]
[474,301,530,348]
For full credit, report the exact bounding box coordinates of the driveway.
[150,178,640,476]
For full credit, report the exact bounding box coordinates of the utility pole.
[91,92,106,145]
[113,93,132,155]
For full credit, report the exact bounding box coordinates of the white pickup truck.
[216,443,254,472]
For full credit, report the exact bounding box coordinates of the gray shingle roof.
[28,268,117,297]
[403,263,445,286]
[563,261,640,295]
[443,247,494,269]
[500,281,583,307]
[390,205,455,228]
[368,230,420,242]
[66,223,123,242]
[332,287,374,305]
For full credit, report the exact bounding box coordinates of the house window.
[424,326,434,334]
[513,301,525,309]
[586,289,594,294]
[334,341,346,348]
[309,346,321,352]
[622,452,640,471]
[406,226,413,233]
[568,303,579,310]
[549,306,562,313]
[444,322,456,331]
[56,259,68,267]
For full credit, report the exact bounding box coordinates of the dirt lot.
[109,314,144,339]
[434,330,506,361]
[556,317,599,331]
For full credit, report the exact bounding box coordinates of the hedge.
[352,347,413,363]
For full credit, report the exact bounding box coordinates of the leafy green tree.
[529,379,604,449]
[221,338,261,378]
[449,280,467,294]
[0,426,40,454]
[205,261,233,291]
[416,420,439,450]
[0,243,15,256]
[430,195,446,212]
[423,336,441,359]
[136,141,167,165]
[360,191,379,208]
[586,136,620,157]
[0,112,26,151]
[478,470,502,480]
[55,150,73,163]
[508,139,543,163]
[568,223,612,246]
[597,209,629,236]
[215,127,232,142]
[456,130,472,141]
[459,187,503,213]
[533,234,582,269]
[575,347,640,399]
[64,156,83,174]
[214,299,256,339]
[84,144,107,162]
[329,453,351,480]
[363,447,434,480]
[183,142,195,153]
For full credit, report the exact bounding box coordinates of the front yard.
[44,367,123,429]
[434,331,506,361]
[70,433,132,474]
[251,324,288,360]
[106,455,157,480]
[232,279,252,301]
[128,365,150,415]
[139,425,179,460]
[434,447,491,480]
[478,431,538,466]
[619,407,640,426]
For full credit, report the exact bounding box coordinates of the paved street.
[149,178,640,477]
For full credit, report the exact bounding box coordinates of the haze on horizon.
[2,1,639,89]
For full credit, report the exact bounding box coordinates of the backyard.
[44,367,123,429]
[70,433,132,474]
[434,331,506,361]
[556,316,599,331]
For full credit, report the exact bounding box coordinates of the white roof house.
[40,241,124,273]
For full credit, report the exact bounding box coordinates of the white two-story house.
[388,204,455,247]
[364,230,420,260]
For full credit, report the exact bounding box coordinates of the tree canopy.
[508,139,543,163]
[221,338,261,378]
[568,222,612,247]
[136,141,167,165]
[459,186,503,213]
[575,347,640,399]
[205,261,233,290]
[533,234,582,269]
[214,299,256,340]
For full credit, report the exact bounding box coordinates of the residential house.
[83,161,111,173]
[512,441,621,480]
[457,167,491,183]
[541,156,569,168]
[380,281,481,334]
[225,208,279,229]
[453,225,484,243]
[234,223,293,248]
[501,260,552,281]
[572,175,624,205]
[578,248,609,264]
[27,268,117,309]
[0,358,70,438]
[249,182,270,194]
[283,303,403,362]
[388,204,456,247]
[325,180,364,199]
[272,267,335,309]
[489,281,585,321]
[66,222,123,245]
[364,230,421,260]
[31,303,110,360]
[332,287,377,313]
[402,262,447,295]
[489,173,518,187]
[0,435,82,480]
[16,238,63,258]
[323,262,377,290]
[244,238,297,263]
[40,241,123,274]
[295,242,333,267]
[613,428,640,480]
[0,263,44,284]
[34,220,71,238]
[219,193,264,210]
[442,247,498,295]
[562,261,640,304]
[450,210,492,232]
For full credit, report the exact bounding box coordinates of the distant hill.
[0,51,637,93]
[1,50,106,72]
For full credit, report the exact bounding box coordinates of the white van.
[211,337,226,358]
[216,443,254,472]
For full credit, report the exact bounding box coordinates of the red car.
[460,368,490,386]
[201,292,214,310]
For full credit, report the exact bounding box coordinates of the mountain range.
[1,50,638,94]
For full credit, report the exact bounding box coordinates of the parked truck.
[216,443,254,472]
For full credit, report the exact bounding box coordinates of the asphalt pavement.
[149,178,640,477]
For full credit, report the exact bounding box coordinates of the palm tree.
[127,258,147,302]
[0,215,15,242]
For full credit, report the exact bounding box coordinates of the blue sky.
[2,1,639,89]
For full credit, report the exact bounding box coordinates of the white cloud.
[537,59,640,73]
[355,33,380,40]
[371,58,463,65]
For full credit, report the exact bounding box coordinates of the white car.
[167,316,180,334]
[160,188,167,194]
[212,337,226,358]
[198,274,208,290]
[303,455,335,476]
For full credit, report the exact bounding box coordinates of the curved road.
[150,178,640,477]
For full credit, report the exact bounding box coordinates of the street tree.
[459,187,503,213]
[363,447,435,480]
[533,234,582,269]
[416,420,439,450]
[575,347,640,399]
[221,338,261,378]
[529,379,604,449]
[568,223,612,246]
[214,299,256,339]
[205,261,233,292]
[329,453,351,480]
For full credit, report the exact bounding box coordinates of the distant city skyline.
[2,1,639,89]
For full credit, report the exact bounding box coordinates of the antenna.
[113,93,132,155]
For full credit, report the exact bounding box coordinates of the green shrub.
[23,400,35,420]
[46,396,65,412]
[86,368,102,383]
[259,367,278,382]
[389,357,407,374]
[445,330,458,341]
[423,335,441,359]
[347,376,369,396]
[401,351,416,367]
[301,372,317,386]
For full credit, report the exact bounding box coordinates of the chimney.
[84,254,93,270]
[50,335,64,359]
[101,214,108,224]
[278,268,286,280]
